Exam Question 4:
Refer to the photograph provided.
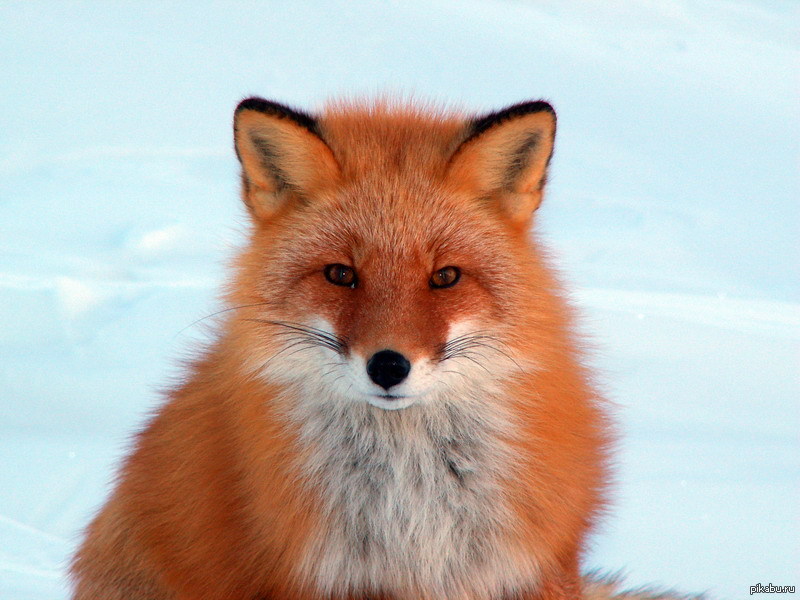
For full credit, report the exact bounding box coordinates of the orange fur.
[71,97,612,600]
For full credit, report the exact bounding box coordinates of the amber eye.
[430,266,461,289]
[324,264,357,288]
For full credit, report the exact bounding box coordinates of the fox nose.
[366,350,411,390]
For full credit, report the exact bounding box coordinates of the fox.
[70,97,699,600]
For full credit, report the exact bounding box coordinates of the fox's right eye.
[324,264,357,288]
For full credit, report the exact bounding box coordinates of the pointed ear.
[447,101,556,224]
[233,97,340,219]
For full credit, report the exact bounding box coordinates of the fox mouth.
[374,393,408,400]
[365,393,420,411]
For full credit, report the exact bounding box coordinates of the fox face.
[230,98,556,412]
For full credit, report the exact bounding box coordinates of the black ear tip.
[467,100,556,141]
[233,97,318,134]
[235,96,273,115]
[508,100,556,117]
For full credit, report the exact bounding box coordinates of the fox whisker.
[249,320,349,372]
[438,331,523,374]
[249,319,349,354]
[174,302,274,338]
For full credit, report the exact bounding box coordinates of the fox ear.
[447,101,556,224]
[233,98,340,219]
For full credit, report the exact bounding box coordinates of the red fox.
[70,98,688,600]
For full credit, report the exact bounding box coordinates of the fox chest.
[293,403,538,599]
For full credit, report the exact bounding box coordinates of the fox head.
[228,97,559,411]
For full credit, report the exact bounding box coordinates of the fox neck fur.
[288,376,541,599]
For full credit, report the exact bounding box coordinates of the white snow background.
[1,1,798,598]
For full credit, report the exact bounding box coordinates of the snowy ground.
[1,1,797,599]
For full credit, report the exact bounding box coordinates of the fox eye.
[430,266,460,289]
[324,264,357,288]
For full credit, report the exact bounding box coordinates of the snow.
[1,1,797,598]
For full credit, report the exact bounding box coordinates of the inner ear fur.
[234,97,340,219]
[447,101,556,224]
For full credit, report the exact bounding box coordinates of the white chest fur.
[291,394,541,600]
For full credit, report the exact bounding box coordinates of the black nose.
[366,350,411,390]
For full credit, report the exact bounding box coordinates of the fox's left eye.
[430,266,460,289]
[324,263,357,288]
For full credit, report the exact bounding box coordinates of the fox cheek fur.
[70,97,612,600]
